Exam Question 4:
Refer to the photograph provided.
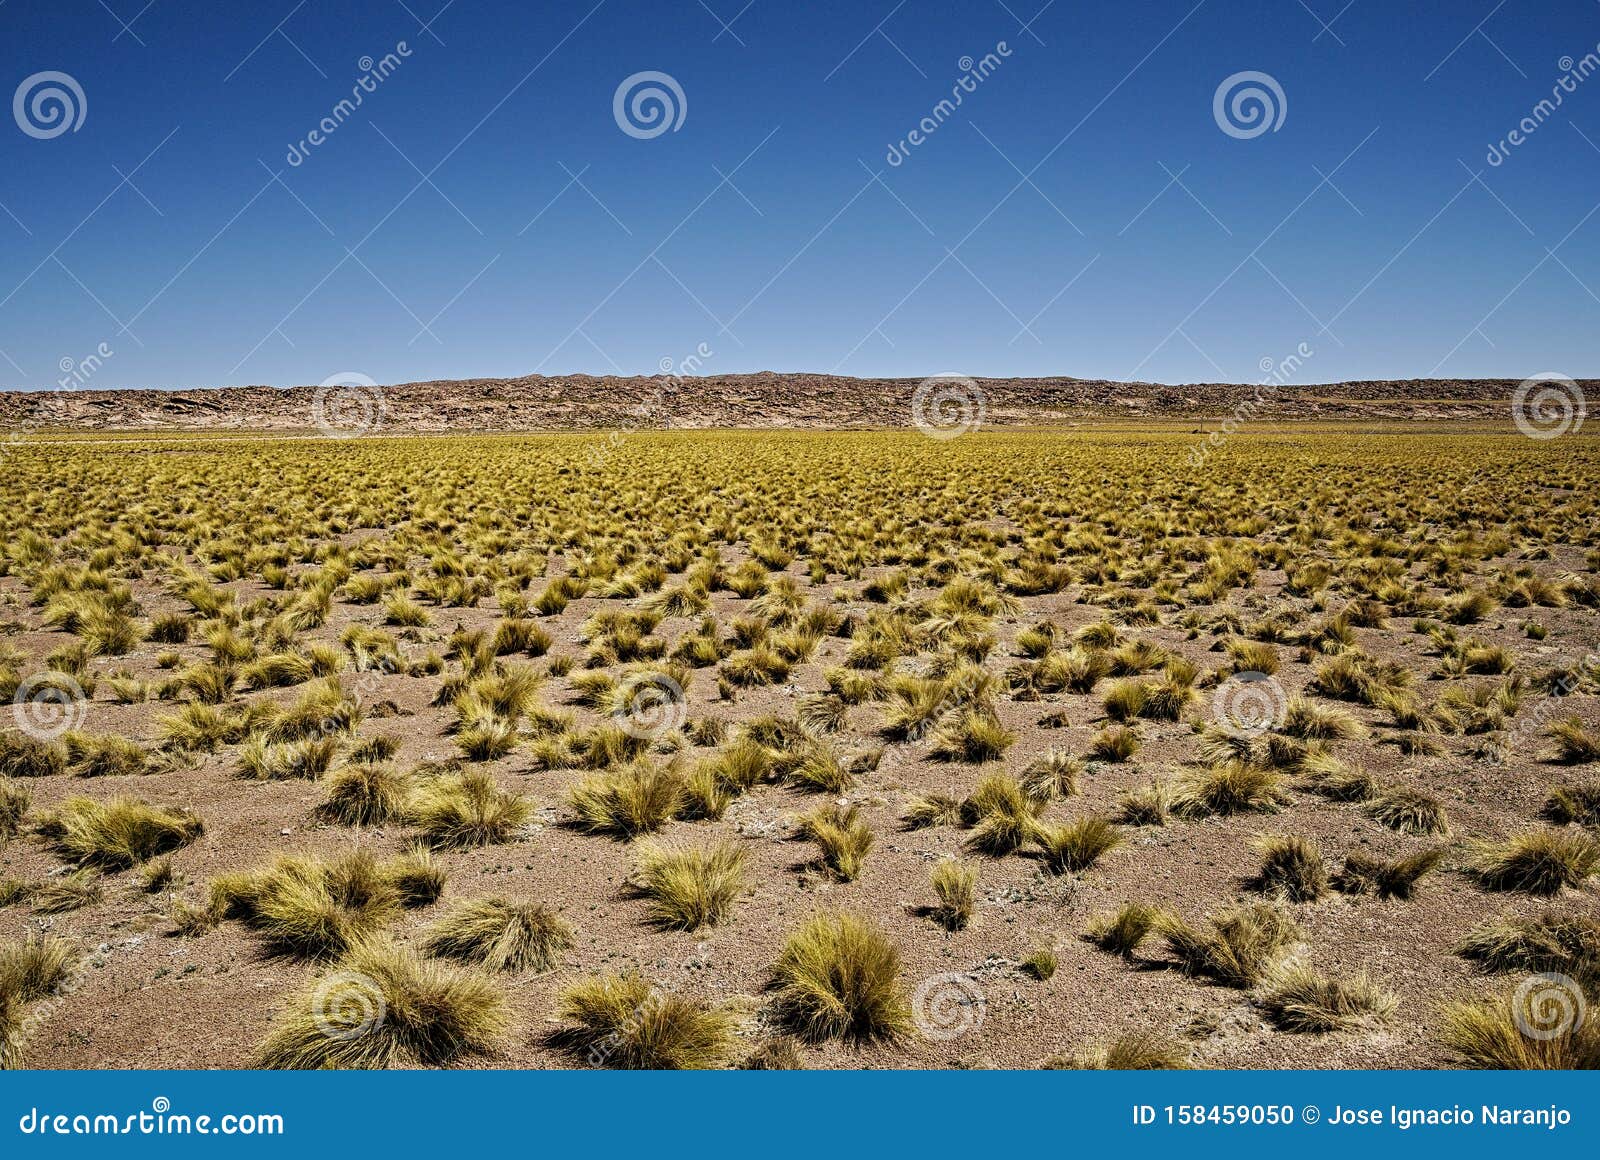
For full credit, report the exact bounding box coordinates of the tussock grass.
[928,859,978,930]
[1543,781,1600,826]
[0,934,80,1003]
[256,939,507,1068]
[1159,904,1301,987]
[1115,781,1170,826]
[903,791,963,830]
[1251,834,1328,902]
[555,971,735,1069]
[422,896,572,972]
[1456,911,1600,977]
[1171,763,1287,818]
[0,779,29,841]
[1473,829,1600,895]
[0,732,67,779]
[1035,816,1124,875]
[960,772,1043,856]
[1297,751,1376,801]
[1261,964,1397,1032]
[1087,725,1140,763]
[1332,849,1443,899]
[37,796,203,868]
[741,1037,805,1069]
[929,708,1015,763]
[316,763,414,826]
[207,849,440,957]
[0,934,79,1067]
[1365,787,1449,836]
[788,743,853,794]
[769,912,910,1043]
[798,803,874,881]
[1440,988,1600,1069]
[631,839,747,930]
[1088,902,1165,957]
[238,735,340,781]
[567,759,682,839]
[1545,718,1600,764]
[1018,750,1082,803]
[1021,946,1058,980]
[1279,696,1364,741]
[31,869,103,913]
[411,770,530,847]
[61,732,148,778]
[1045,1034,1191,1070]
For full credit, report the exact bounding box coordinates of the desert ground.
[1,418,1597,1070]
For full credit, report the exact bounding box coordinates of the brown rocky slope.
[0,371,1578,432]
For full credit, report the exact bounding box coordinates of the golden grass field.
[1,424,1597,1069]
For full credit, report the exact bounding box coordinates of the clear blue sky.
[2,0,1597,389]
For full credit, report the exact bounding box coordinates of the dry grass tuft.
[1044,1033,1191,1070]
[798,803,874,881]
[256,939,507,1069]
[37,796,203,869]
[1473,829,1600,896]
[1260,964,1397,1032]
[567,760,682,839]
[928,859,978,931]
[631,839,747,930]
[1251,834,1328,902]
[769,911,910,1043]
[1332,849,1443,900]
[555,971,735,1069]
[422,896,573,972]
[1159,903,1301,988]
[1088,902,1165,958]
[411,770,531,848]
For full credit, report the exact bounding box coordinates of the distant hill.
[0,371,1563,432]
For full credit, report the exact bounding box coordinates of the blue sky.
[2,0,1598,389]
